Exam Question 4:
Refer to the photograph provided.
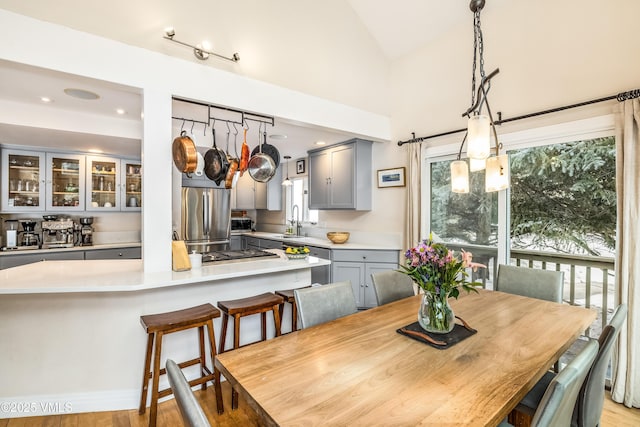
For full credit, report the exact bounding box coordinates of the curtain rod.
[397,88,640,146]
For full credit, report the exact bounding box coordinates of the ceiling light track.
[163,28,239,63]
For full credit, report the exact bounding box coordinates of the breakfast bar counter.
[0,257,328,418]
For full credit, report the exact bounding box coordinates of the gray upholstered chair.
[515,304,627,427]
[294,281,358,329]
[371,270,415,306]
[166,359,211,427]
[495,264,564,303]
[499,339,599,427]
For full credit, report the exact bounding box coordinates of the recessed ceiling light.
[88,148,103,154]
[315,141,326,146]
[64,88,100,100]
[40,96,52,103]
[269,134,287,140]
[116,108,126,115]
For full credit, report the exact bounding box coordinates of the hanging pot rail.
[171,97,275,131]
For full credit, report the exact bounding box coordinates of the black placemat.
[397,321,477,350]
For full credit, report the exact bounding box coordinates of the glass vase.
[417,292,454,334]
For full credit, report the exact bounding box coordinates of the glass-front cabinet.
[122,160,141,211]
[1,149,46,211]
[86,156,120,210]
[46,153,85,211]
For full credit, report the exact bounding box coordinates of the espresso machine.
[41,218,75,249]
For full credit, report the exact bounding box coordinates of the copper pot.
[172,131,197,173]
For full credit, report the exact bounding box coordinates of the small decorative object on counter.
[285,246,310,260]
[400,234,485,334]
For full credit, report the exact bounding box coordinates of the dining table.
[214,289,597,426]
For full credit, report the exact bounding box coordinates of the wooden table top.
[215,289,596,427]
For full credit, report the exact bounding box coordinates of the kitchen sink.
[279,234,304,239]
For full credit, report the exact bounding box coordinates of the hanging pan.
[224,124,240,189]
[172,130,197,173]
[204,125,229,185]
[248,123,276,182]
[251,126,280,168]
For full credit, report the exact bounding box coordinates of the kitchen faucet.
[291,204,302,237]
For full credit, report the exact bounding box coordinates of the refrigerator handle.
[203,191,210,235]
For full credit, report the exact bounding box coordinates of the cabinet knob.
[360,284,364,288]
[362,256,367,260]
[118,253,123,257]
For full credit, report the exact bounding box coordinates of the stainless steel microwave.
[231,217,253,232]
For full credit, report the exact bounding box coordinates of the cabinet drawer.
[244,236,260,249]
[0,251,84,269]
[259,238,282,249]
[331,249,399,264]
[307,245,331,260]
[85,247,141,260]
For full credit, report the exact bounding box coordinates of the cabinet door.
[255,165,282,211]
[1,149,46,211]
[308,150,330,209]
[230,236,242,250]
[46,153,85,211]
[332,261,365,308]
[364,263,399,308]
[86,156,121,210]
[234,173,256,210]
[0,251,84,270]
[121,160,141,211]
[328,144,355,208]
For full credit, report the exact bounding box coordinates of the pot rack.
[171,97,275,132]
[397,87,640,146]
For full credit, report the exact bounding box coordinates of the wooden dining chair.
[294,281,358,329]
[371,270,415,306]
[515,304,627,427]
[166,359,212,427]
[499,339,599,427]
[495,264,564,303]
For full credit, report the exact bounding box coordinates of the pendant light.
[450,0,509,193]
[282,155,292,186]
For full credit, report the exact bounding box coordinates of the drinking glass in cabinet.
[7,153,41,207]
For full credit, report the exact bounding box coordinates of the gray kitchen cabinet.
[307,245,331,284]
[233,166,282,211]
[308,138,372,210]
[84,247,141,260]
[230,235,243,250]
[242,236,283,250]
[0,251,84,270]
[331,249,400,309]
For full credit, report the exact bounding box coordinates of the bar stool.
[138,303,223,427]
[217,292,284,408]
[275,286,310,333]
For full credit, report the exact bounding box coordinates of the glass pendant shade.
[467,115,491,160]
[282,178,292,187]
[450,160,470,193]
[485,154,510,192]
[469,157,486,172]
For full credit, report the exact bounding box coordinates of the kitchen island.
[0,256,329,417]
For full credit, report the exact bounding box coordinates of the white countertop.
[0,256,330,295]
[243,231,403,250]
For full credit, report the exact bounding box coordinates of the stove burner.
[201,249,278,264]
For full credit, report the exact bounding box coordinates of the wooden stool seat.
[139,303,223,427]
[275,287,310,333]
[217,292,284,409]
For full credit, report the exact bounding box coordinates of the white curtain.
[405,142,423,249]
[612,98,640,408]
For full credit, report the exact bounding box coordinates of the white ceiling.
[0,1,484,158]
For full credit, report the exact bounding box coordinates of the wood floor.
[1,381,638,426]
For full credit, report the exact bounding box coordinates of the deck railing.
[455,244,615,339]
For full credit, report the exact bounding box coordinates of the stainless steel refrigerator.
[181,187,231,253]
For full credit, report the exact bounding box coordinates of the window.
[424,115,617,339]
[285,177,318,224]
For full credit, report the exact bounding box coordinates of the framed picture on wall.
[296,159,306,174]
[377,167,406,188]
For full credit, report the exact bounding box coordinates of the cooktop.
[201,248,278,264]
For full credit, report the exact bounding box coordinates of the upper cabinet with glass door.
[86,156,120,210]
[1,149,46,212]
[46,153,85,211]
[121,160,141,211]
